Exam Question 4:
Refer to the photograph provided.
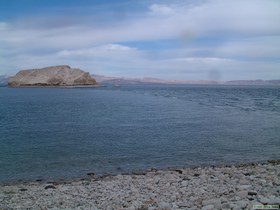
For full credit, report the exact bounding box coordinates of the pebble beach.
[0,160,279,210]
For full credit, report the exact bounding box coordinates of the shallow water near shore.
[0,85,279,182]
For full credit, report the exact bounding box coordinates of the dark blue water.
[0,85,280,182]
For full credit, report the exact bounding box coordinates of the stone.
[44,185,56,190]
[235,190,248,199]
[201,204,214,210]
[237,185,252,190]
[259,197,270,204]
[158,202,172,210]
[174,169,183,174]
[132,171,147,175]
[87,172,95,176]
[248,191,257,196]
[269,197,280,205]
[8,65,97,87]
[236,200,248,208]
[221,202,230,209]
[181,180,188,187]
[177,202,190,208]
[202,198,221,209]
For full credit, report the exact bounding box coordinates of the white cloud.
[214,36,280,58]
[149,4,175,16]
[57,44,138,57]
[0,0,279,80]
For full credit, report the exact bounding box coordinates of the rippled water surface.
[0,85,279,182]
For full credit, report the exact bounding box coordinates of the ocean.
[0,85,279,182]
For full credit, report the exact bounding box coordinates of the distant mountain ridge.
[225,80,280,85]
[93,74,280,86]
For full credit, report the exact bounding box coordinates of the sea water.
[0,85,279,182]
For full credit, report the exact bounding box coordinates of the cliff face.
[8,65,97,87]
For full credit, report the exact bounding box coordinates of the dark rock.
[87,172,95,176]
[229,189,235,193]
[149,167,158,172]
[47,181,59,186]
[248,191,257,196]
[174,169,183,174]
[132,171,147,176]
[193,173,200,177]
[19,188,28,192]
[244,172,251,176]
[44,185,56,190]
[268,160,280,164]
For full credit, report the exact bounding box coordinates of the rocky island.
[8,65,97,87]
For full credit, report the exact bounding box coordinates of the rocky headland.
[8,65,97,87]
[0,160,279,210]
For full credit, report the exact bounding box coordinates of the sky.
[0,0,279,81]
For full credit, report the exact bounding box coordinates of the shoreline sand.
[0,160,279,210]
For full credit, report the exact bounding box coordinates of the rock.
[158,202,172,210]
[8,65,97,87]
[44,185,56,190]
[0,205,9,210]
[170,195,176,202]
[269,197,280,205]
[201,204,214,210]
[174,169,183,174]
[221,202,230,209]
[248,191,257,196]
[267,160,280,164]
[87,172,95,176]
[132,171,147,175]
[193,173,200,177]
[230,203,239,210]
[19,188,28,192]
[235,190,248,199]
[236,200,248,208]
[177,202,190,208]
[237,185,252,190]
[259,197,270,204]
[202,198,221,209]
[181,180,188,187]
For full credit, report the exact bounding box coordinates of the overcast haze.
[0,0,279,81]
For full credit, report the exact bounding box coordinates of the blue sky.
[0,0,279,80]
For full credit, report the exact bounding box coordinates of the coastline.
[1,160,279,210]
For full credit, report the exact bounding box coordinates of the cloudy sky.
[0,0,279,80]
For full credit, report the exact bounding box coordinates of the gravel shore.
[1,160,279,210]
